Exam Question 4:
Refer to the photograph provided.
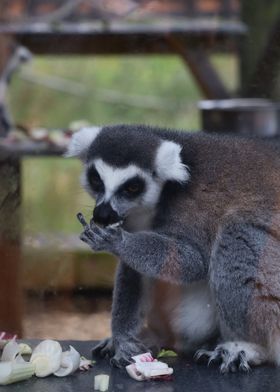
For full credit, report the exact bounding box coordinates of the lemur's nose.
[93,202,120,226]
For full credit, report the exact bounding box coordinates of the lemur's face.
[83,158,163,228]
[66,125,190,229]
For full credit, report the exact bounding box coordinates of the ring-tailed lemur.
[66,124,280,372]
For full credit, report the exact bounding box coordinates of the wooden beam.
[0,20,246,55]
[166,35,230,99]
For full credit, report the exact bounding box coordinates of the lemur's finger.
[77,212,88,228]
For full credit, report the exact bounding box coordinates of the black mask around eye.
[118,176,145,199]
[87,166,104,193]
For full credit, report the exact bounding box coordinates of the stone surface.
[2,340,280,391]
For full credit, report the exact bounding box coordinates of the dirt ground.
[23,291,112,340]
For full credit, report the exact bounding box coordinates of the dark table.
[2,340,280,391]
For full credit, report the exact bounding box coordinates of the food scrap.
[157,349,178,359]
[0,332,17,349]
[126,352,173,381]
[79,356,94,371]
[0,338,93,385]
[94,374,110,391]
[0,340,34,385]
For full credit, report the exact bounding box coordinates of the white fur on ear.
[65,126,101,159]
[155,140,190,183]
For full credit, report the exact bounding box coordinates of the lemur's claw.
[92,338,115,359]
[77,212,88,228]
[195,344,251,373]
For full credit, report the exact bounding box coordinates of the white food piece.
[79,356,93,371]
[30,340,62,377]
[126,352,173,381]
[19,343,32,355]
[99,374,110,391]
[94,374,110,391]
[132,352,154,363]
[1,340,20,362]
[0,358,35,385]
[30,128,48,141]
[54,346,80,377]
[126,364,145,381]
[94,374,102,390]
[108,220,123,229]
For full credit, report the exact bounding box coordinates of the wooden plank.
[0,157,22,336]
[0,20,246,55]
[166,35,230,99]
[0,141,65,157]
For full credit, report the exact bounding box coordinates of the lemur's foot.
[194,341,267,373]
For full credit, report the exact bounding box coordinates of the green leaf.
[157,349,178,358]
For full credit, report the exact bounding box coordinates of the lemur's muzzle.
[93,202,120,227]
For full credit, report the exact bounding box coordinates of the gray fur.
[70,124,280,369]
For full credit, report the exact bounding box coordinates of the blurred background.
[0,0,279,341]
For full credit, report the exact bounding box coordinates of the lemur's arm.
[78,213,207,285]
[92,261,148,367]
[111,262,144,338]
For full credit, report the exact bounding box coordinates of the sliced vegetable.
[126,352,174,381]
[0,332,17,350]
[19,343,32,355]
[54,346,80,377]
[157,349,178,359]
[0,358,34,385]
[79,356,94,371]
[99,374,110,391]
[30,340,62,377]
[1,340,20,362]
[94,374,110,391]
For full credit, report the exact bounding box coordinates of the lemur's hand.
[92,335,150,368]
[77,212,123,253]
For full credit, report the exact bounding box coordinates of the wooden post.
[0,157,22,336]
[240,1,280,97]
[0,35,22,336]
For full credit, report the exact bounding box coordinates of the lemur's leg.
[78,214,207,285]
[196,219,280,372]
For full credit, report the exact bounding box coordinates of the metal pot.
[199,98,280,137]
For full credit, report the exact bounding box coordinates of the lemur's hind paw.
[195,341,267,373]
[194,347,250,373]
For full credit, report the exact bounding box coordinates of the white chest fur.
[146,280,218,352]
[171,281,218,350]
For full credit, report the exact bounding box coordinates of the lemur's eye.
[87,167,104,192]
[119,176,145,198]
[126,184,140,193]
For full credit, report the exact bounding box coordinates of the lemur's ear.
[155,140,190,183]
[65,126,101,159]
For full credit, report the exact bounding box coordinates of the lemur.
[66,124,280,372]
[0,45,31,136]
